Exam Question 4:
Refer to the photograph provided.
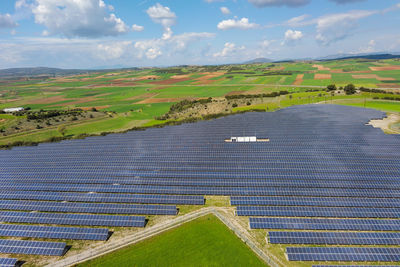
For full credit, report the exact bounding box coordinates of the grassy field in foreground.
[78,214,266,267]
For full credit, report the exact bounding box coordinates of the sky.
[0,0,400,69]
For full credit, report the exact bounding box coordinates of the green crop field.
[78,214,266,267]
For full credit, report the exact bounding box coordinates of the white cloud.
[146,48,162,59]
[315,10,375,46]
[248,0,310,8]
[0,13,18,28]
[15,0,27,9]
[220,7,231,15]
[217,18,259,30]
[358,39,376,53]
[132,24,144,32]
[213,42,245,57]
[134,32,215,60]
[284,29,303,44]
[31,0,130,38]
[146,3,176,40]
[261,40,272,49]
[285,14,312,27]
[330,0,367,4]
[97,41,132,60]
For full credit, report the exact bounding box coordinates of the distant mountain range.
[0,66,138,79]
[1,53,400,79]
[243,53,400,64]
[242,58,273,64]
[317,53,400,61]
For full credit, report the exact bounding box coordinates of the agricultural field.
[1,58,400,147]
[79,214,266,267]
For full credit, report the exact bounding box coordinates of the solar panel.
[269,231,400,245]
[0,211,145,227]
[0,200,177,215]
[286,247,400,262]
[0,239,66,256]
[237,206,400,218]
[0,104,399,264]
[0,191,204,205]
[0,258,17,267]
[231,196,400,208]
[0,224,109,240]
[249,217,400,231]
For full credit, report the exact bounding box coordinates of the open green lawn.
[78,214,266,267]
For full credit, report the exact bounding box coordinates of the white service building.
[3,107,24,113]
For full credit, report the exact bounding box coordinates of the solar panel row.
[0,200,177,215]
[286,247,400,262]
[0,239,66,256]
[269,231,400,245]
[0,191,204,205]
[0,211,145,227]
[0,224,109,241]
[249,217,400,231]
[2,183,400,198]
[4,177,400,190]
[0,258,17,267]
[0,105,398,263]
[231,196,400,208]
[237,206,400,218]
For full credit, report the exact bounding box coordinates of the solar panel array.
[269,231,400,245]
[0,258,17,267]
[0,211,146,227]
[0,239,66,256]
[286,247,400,262]
[1,104,400,264]
[0,224,109,240]
[249,217,400,231]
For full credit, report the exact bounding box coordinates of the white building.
[3,107,24,113]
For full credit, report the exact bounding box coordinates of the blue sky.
[0,0,399,69]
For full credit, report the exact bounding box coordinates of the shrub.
[344,84,356,95]
[327,84,337,91]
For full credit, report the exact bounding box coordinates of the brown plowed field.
[352,74,395,81]
[192,72,225,85]
[293,74,304,85]
[370,66,400,71]
[313,64,331,71]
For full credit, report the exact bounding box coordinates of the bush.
[327,84,337,91]
[246,102,251,106]
[232,103,238,108]
[344,84,356,95]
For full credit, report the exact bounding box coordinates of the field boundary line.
[211,208,281,267]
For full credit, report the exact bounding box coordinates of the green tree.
[344,84,356,95]
[327,84,337,91]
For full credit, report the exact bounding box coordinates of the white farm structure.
[3,107,24,113]
[225,136,269,143]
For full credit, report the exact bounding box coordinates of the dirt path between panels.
[368,113,400,134]
[49,206,280,267]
